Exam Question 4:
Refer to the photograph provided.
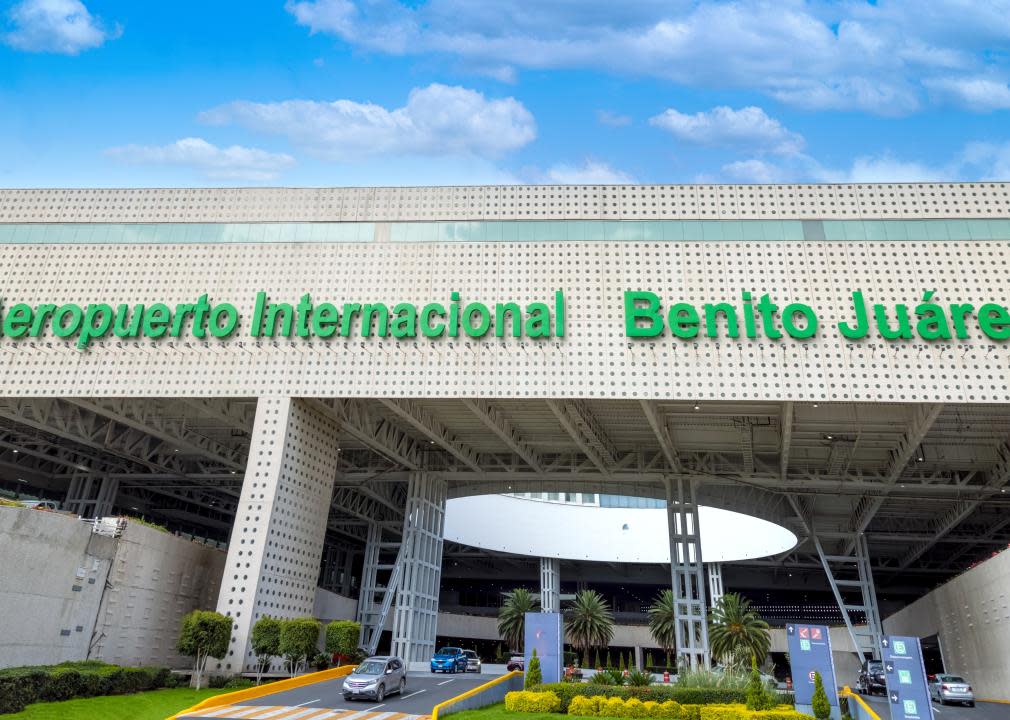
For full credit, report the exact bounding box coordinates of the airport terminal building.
[1,183,1010,694]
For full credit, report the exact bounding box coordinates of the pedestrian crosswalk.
[184,706,429,720]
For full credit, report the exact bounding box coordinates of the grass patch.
[449,703,557,720]
[2,686,231,720]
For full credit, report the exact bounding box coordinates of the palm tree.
[708,592,770,668]
[647,589,677,659]
[566,589,614,655]
[498,587,539,652]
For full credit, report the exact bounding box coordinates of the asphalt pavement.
[184,670,492,720]
[859,692,1009,720]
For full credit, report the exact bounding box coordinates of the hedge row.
[0,661,173,714]
[506,692,813,720]
[538,684,794,712]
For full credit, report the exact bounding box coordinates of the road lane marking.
[436,680,455,686]
[399,690,427,700]
[292,700,322,708]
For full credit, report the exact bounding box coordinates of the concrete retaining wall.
[439,672,524,718]
[884,549,1010,700]
[0,507,116,668]
[91,522,226,667]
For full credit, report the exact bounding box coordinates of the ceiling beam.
[846,403,943,548]
[896,442,1010,570]
[546,399,616,474]
[640,401,682,473]
[780,402,793,481]
[377,399,482,472]
[462,399,543,472]
[310,398,422,469]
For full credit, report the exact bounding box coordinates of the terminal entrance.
[3,395,1009,686]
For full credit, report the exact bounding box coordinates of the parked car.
[430,646,468,673]
[857,659,887,695]
[463,649,482,673]
[506,655,525,672]
[342,655,406,702]
[930,674,975,707]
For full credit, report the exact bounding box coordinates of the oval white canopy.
[443,495,797,563]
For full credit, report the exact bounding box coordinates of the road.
[184,671,493,720]
[859,693,1009,720]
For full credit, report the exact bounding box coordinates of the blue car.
[430,646,468,673]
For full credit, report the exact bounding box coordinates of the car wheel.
[376,684,385,703]
[399,678,406,694]
[968,702,975,708]
[344,694,352,702]
[431,668,436,673]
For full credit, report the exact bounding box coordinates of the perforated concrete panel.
[3,183,1010,222]
[0,237,1009,402]
[215,397,340,673]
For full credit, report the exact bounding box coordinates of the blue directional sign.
[882,636,934,720]
[786,623,840,720]
[525,611,563,683]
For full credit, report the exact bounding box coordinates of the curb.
[431,671,523,720]
[839,686,881,720]
[167,665,355,719]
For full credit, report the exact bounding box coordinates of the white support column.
[540,557,561,614]
[664,476,710,670]
[357,522,381,624]
[391,472,447,665]
[215,397,340,674]
[707,563,724,607]
[93,477,119,518]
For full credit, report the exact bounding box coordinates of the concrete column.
[634,646,643,671]
[340,550,355,597]
[665,476,710,670]
[215,397,340,674]
[707,563,724,607]
[540,557,561,613]
[92,477,119,518]
[391,472,447,665]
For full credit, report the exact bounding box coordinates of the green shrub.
[571,695,606,716]
[628,669,654,687]
[325,619,361,664]
[540,682,754,712]
[0,661,172,712]
[699,706,747,720]
[811,673,830,720]
[745,658,774,711]
[526,648,543,689]
[506,690,563,713]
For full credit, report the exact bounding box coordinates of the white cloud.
[4,0,119,54]
[722,151,956,185]
[650,106,804,155]
[597,110,632,127]
[284,0,1010,115]
[199,83,536,161]
[924,76,1010,112]
[105,138,296,181]
[544,159,635,184]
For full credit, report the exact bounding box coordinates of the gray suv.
[342,655,407,702]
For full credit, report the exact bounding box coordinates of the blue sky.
[3,0,1010,187]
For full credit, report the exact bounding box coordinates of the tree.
[525,648,542,689]
[251,616,281,685]
[647,590,677,661]
[708,592,770,669]
[325,620,361,665]
[646,651,655,670]
[605,650,613,668]
[565,589,614,659]
[177,610,231,690]
[278,617,322,677]
[594,649,602,669]
[746,656,774,710]
[498,587,539,652]
[812,671,831,720]
[582,647,591,668]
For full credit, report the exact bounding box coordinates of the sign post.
[525,612,563,684]
[786,623,841,720]
[882,636,935,720]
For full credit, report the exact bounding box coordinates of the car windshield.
[436,647,459,655]
[943,676,966,683]
[464,651,477,658]
[356,661,385,674]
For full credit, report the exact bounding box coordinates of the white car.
[929,674,975,707]
[463,649,482,673]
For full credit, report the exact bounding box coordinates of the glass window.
[884,222,908,241]
[662,221,686,241]
[966,219,991,240]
